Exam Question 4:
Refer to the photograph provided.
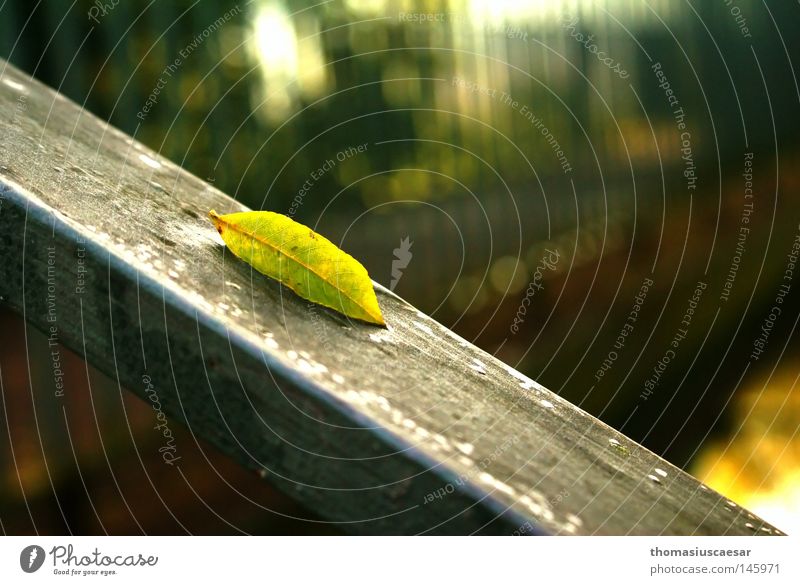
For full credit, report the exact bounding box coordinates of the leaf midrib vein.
[221,217,366,310]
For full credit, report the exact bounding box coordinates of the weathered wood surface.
[0,58,781,535]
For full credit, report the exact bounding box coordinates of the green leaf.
[209,210,385,326]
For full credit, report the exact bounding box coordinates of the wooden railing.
[0,58,778,535]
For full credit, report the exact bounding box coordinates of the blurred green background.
[1,0,799,534]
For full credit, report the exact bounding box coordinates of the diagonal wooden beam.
[0,58,780,535]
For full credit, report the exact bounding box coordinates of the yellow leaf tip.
[208,209,224,234]
[367,303,386,327]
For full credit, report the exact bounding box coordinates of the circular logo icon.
[20,545,45,573]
